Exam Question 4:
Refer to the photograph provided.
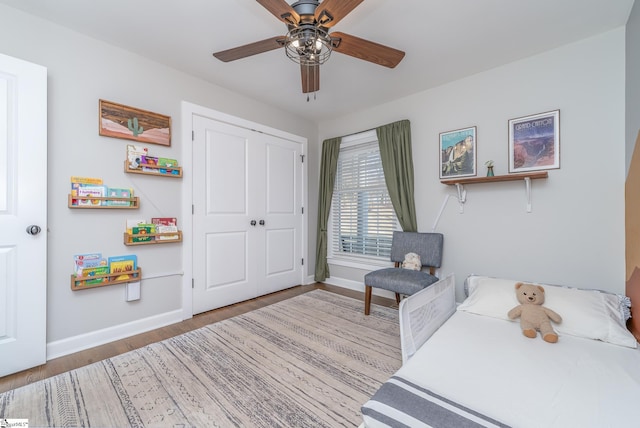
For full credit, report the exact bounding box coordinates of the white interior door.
[262,135,303,294]
[192,118,258,312]
[191,115,303,314]
[0,53,47,376]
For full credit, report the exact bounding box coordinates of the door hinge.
[191,278,194,289]
[192,130,195,141]
[301,207,304,214]
[300,154,305,163]
[192,204,195,215]
[301,258,304,265]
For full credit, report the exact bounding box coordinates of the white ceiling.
[0,0,634,121]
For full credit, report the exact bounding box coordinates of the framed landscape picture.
[99,99,171,146]
[508,109,559,172]
[440,126,476,179]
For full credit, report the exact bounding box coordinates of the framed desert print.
[508,109,559,173]
[99,99,171,146]
[440,126,476,179]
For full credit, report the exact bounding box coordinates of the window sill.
[327,255,393,272]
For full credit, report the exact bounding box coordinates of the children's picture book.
[126,219,147,235]
[127,144,148,169]
[156,225,179,240]
[80,265,110,285]
[70,177,103,205]
[132,225,155,242]
[141,155,158,165]
[108,254,138,280]
[74,252,107,276]
[106,187,133,206]
[151,218,179,240]
[158,168,180,176]
[142,167,161,173]
[151,217,177,226]
[158,158,178,167]
[77,185,106,206]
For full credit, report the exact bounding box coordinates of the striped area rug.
[0,290,401,427]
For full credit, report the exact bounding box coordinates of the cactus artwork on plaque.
[99,99,172,146]
[127,117,144,137]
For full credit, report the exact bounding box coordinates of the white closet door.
[262,134,303,294]
[192,115,303,314]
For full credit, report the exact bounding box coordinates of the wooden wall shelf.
[71,268,142,290]
[124,231,183,246]
[124,161,182,178]
[68,194,139,209]
[440,171,548,185]
[440,171,549,213]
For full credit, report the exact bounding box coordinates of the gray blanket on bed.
[361,376,510,428]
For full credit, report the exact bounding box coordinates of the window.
[329,131,399,266]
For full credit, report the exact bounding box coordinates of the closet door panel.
[193,118,256,313]
[262,137,303,294]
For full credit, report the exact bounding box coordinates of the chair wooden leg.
[365,285,372,315]
[395,292,401,304]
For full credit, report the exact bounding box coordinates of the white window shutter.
[331,140,398,260]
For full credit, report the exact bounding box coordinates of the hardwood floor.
[0,283,396,394]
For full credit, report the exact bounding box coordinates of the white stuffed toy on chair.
[401,252,422,271]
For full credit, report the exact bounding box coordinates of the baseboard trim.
[46,310,183,360]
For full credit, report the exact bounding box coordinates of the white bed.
[362,274,640,428]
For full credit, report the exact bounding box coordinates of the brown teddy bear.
[507,282,562,343]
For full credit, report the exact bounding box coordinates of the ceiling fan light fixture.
[284,25,332,66]
[212,0,405,97]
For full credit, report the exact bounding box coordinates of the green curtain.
[376,120,418,232]
[314,137,341,282]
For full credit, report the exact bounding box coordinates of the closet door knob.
[250,220,257,226]
[259,220,265,226]
[26,225,42,235]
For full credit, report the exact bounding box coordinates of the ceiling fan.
[212,0,405,95]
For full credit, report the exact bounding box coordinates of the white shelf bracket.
[524,177,532,213]
[455,183,466,213]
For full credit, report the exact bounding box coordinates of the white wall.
[0,5,317,355]
[318,29,626,300]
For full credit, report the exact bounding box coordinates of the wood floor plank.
[0,283,395,394]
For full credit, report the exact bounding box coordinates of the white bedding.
[384,310,640,428]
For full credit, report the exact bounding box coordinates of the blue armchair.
[364,231,444,315]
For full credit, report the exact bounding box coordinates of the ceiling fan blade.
[315,0,364,28]
[331,32,405,68]
[213,36,285,62]
[301,63,320,93]
[256,0,300,26]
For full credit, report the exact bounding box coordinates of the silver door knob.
[26,225,42,235]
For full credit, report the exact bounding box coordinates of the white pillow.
[457,275,637,348]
